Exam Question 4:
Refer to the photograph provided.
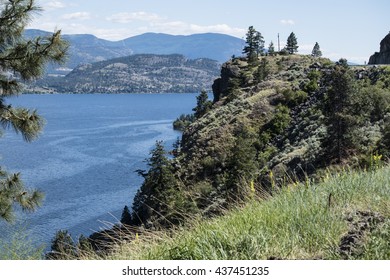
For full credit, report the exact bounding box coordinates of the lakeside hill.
[24,29,244,75]
[44,53,390,260]
[28,54,220,93]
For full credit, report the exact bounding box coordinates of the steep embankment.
[177,56,390,190]
[106,166,390,260]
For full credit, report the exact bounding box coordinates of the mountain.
[24,29,244,74]
[29,54,220,93]
[120,32,243,63]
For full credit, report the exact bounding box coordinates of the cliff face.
[369,33,390,65]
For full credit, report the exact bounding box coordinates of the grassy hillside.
[96,165,390,260]
[39,54,390,260]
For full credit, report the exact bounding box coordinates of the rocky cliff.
[369,32,390,64]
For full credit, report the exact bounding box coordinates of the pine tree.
[0,0,68,222]
[46,230,77,260]
[286,32,299,54]
[255,58,270,82]
[193,90,212,119]
[311,42,322,57]
[228,124,258,198]
[268,41,275,55]
[254,30,265,56]
[132,141,184,227]
[120,205,132,225]
[243,26,264,62]
[323,63,358,163]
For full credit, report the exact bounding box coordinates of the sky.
[28,0,390,64]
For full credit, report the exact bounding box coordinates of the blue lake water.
[0,93,196,248]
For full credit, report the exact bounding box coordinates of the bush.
[282,88,308,107]
[173,114,195,131]
[304,70,321,92]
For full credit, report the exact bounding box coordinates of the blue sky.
[29,0,390,64]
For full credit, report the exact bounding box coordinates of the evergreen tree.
[228,124,259,198]
[120,205,132,225]
[46,230,77,260]
[193,90,212,119]
[323,63,358,163]
[268,41,275,55]
[254,30,265,56]
[286,32,299,54]
[0,0,68,222]
[311,42,322,57]
[255,58,270,82]
[243,26,264,62]
[132,141,187,227]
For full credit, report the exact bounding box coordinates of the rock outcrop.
[368,32,390,64]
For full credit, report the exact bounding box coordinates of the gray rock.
[368,32,390,64]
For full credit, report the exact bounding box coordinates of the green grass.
[0,226,44,260]
[101,166,390,260]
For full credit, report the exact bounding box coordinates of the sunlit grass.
[100,166,390,260]
[0,226,44,260]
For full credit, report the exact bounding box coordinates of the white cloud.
[299,44,315,52]
[45,1,66,10]
[280,19,295,25]
[106,12,164,24]
[189,24,246,36]
[147,20,245,38]
[62,12,91,20]
[105,11,245,39]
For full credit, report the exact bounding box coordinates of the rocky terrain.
[369,32,390,64]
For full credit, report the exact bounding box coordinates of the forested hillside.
[28,54,220,93]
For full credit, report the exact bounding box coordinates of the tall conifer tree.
[0,0,68,222]
[311,42,322,57]
[286,32,299,54]
[243,26,264,62]
[323,62,358,162]
[132,141,180,226]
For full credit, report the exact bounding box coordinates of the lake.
[0,93,197,249]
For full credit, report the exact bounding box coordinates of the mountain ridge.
[25,29,244,74]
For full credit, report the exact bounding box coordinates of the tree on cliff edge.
[286,32,298,54]
[0,0,68,222]
[243,26,265,62]
[193,90,212,119]
[311,42,322,57]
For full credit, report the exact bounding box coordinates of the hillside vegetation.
[42,53,390,260]
[28,54,220,93]
[105,166,390,260]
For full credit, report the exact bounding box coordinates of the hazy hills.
[25,29,244,74]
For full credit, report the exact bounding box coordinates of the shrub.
[282,88,308,107]
[173,114,195,131]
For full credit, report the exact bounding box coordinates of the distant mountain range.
[25,29,244,75]
[28,54,221,93]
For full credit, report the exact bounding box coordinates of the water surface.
[0,93,196,248]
